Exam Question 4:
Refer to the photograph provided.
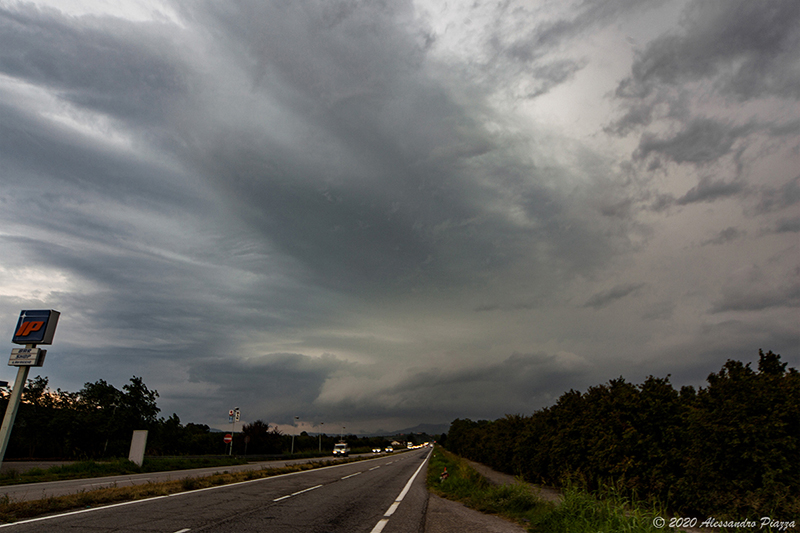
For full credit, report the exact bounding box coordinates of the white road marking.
[369,466,380,471]
[369,449,432,533]
[371,518,389,533]
[0,458,373,529]
[292,484,323,496]
[173,529,191,533]
[274,483,323,501]
[384,501,401,517]
[341,472,362,479]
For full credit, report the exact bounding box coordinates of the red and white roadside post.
[0,310,60,470]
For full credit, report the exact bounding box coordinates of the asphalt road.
[0,448,432,532]
[1,454,380,502]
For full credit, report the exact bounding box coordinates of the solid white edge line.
[0,455,392,529]
[369,448,432,532]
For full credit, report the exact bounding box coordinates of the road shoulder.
[424,493,528,533]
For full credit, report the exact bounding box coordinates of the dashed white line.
[273,484,323,501]
[292,484,323,496]
[341,472,362,480]
[369,466,381,471]
[369,449,432,533]
[173,529,191,533]
[0,457,368,529]
[372,518,390,533]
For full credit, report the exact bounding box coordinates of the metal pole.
[229,411,235,456]
[290,416,299,455]
[318,422,323,452]
[0,362,31,469]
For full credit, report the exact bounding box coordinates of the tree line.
[0,376,429,459]
[443,350,799,520]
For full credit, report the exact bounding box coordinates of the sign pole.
[0,357,31,470]
[2,310,60,470]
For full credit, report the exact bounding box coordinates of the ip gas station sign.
[2,309,60,468]
[12,310,60,346]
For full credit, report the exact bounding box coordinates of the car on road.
[333,442,350,457]
[372,448,382,453]
[385,446,393,453]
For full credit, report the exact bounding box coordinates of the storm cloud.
[0,0,797,433]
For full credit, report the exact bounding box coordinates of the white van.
[333,442,350,457]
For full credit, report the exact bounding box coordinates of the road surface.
[0,454,380,502]
[0,448,432,532]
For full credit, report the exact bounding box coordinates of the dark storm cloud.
[171,1,624,293]
[499,0,668,60]
[710,283,800,314]
[1,0,797,433]
[474,0,668,101]
[755,175,800,214]
[617,0,800,101]
[362,352,592,421]
[773,216,800,234]
[635,119,750,165]
[184,352,357,424]
[0,4,187,126]
[641,301,675,321]
[677,176,743,205]
[583,283,645,309]
[701,227,744,246]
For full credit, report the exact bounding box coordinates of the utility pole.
[290,416,299,454]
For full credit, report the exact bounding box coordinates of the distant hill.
[361,423,449,438]
[210,422,449,437]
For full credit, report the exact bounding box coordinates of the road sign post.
[0,310,60,470]
[228,408,240,455]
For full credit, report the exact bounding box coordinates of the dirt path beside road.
[464,459,562,503]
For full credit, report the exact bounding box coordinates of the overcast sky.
[1,0,798,435]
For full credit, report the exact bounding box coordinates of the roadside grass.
[0,456,249,486]
[427,447,674,533]
[0,455,370,523]
[533,484,675,533]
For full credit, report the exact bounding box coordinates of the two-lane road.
[1,448,433,532]
[2,454,378,502]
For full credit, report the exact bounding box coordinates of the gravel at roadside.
[424,493,529,533]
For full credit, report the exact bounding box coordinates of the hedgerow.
[444,350,799,520]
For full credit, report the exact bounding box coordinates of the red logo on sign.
[15,321,45,337]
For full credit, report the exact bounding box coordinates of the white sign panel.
[8,347,46,366]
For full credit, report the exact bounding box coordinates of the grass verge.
[427,447,675,533]
[0,455,368,523]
